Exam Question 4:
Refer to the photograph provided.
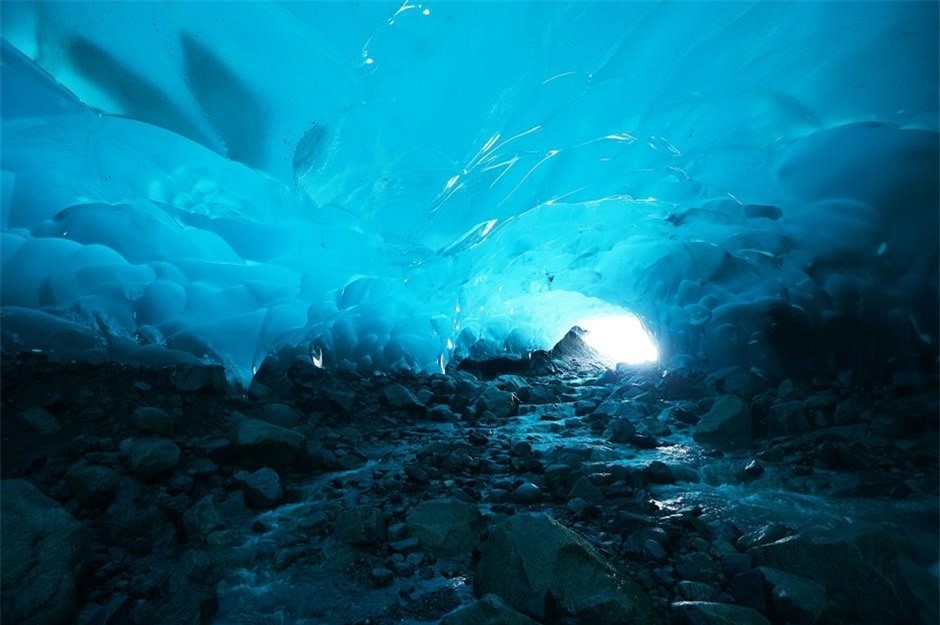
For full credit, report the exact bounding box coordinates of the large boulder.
[236,468,283,508]
[693,396,752,449]
[440,594,540,625]
[406,499,485,555]
[750,533,926,625]
[672,601,771,625]
[1,480,85,625]
[752,567,830,625]
[132,406,177,436]
[474,513,659,624]
[230,418,305,467]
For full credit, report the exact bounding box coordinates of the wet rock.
[672,601,771,625]
[183,495,226,542]
[677,552,722,583]
[643,461,675,484]
[476,384,518,419]
[569,476,604,503]
[369,566,394,587]
[440,594,540,625]
[474,513,660,623]
[230,418,304,467]
[677,581,719,602]
[384,383,425,411]
[236,467,282,508]
[125,550,223,624]
[18,406,61,435]
[511,482,543,504]
[736,523,792,550]
[1,480,85,625]
[693,396,752,449]
[750,533,916,624]
[121,437,181,479]
[607,417,638,443]
[335,506,385,544]
[766,401,812,437]
[754,567,830,625]
[406,498,485,555]
[131,406,176,436]
[65,462,120,507]
[743,459,764,478]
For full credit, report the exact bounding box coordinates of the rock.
[206,529,238,546]
[335,506,385,544]
[171,364,227,393]
[607,418,638,443]
[694,396,752,449]
[230,418,305,467]
[754,567,830,625]
[440,594,540,625]
[750,533,915,624]
[1,480,85,625]
[743,459,764,478]
[677,552,722,583]
[511,482,542,504]
[474,513,660,623]
[568,476,604,503]
[17,407,61,435]
[766,401,812,437]
[384,383,425,411]
[65,462,120,507]
[643,461,675,484]
[261,403,302,427]
[476,384,518,419]
[406,499,485,555]
[122,438,181,479]
[677,581,719,602]
[131,406,176,436]
[672,601,771,625]
[236,468,282,508]
[369,566,394,587]
[183,495,226,541]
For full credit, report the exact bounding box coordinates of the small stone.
[206,529,237,546]
[131,407,176,436]
[744,460,764,478]
[511,482,542,504]
[334,506,385,544]
[17,407,61,435]
[65,463,119,507]
[369,566,394,587]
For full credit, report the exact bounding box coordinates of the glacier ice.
[1,1,937,383]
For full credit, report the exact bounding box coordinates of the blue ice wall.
[1,2,937,382]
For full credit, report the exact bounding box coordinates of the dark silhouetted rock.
[335,506,385,544]
[122,437,181,479]
[474,513,659,623]
[132,406,176,436]
[406,499,485,555]
[230,418,304,467]
[694,396,752,449]
[440,594,540,625]
[1,480,85,625]
[66,462,120,507]
[672,601,770,625]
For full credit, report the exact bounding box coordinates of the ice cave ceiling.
[1,1,937,383]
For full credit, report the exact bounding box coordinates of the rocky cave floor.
[1,350,938,625]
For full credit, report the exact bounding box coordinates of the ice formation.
[1,2,937,383]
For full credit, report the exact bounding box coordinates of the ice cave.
[0,2,937,624]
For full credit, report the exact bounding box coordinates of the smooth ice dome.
[1,2,937,383]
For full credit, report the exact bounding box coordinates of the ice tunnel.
[1,1,938,384]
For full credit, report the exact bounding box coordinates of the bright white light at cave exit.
[577,314,659,365]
